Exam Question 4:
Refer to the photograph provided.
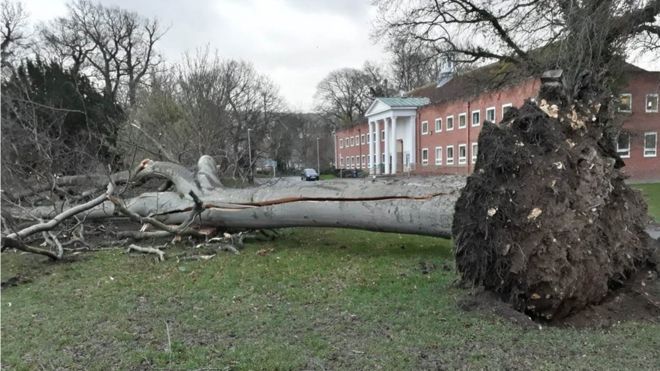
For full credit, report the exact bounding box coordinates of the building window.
[458,113,467,129]
[502,103,513,118]
[372,132,376,142]
[355,136,360,146]
[340,157,344,167]
[368,155,371,166]
[644,132,657,157]
[647,94,659,113]
[373,155,377,165]
[435,118,442,132]
[421,148,429,165]
[471,110,480,127]
[446,116,454,131]
[471,142,478,163]
[617,132,630,158]
[351,137,355,147]
[486,107,496,123]
[367,133,371,143]
[339,139,344,148]
[446,146,454,165]
[361,134,366,144]
[619,94,632,112]
[362,155,366,166]
[435,146,442,165]
[381,130,385,141]
[421,121,429,135]
[458,144,467,164]
[382,153,385,162]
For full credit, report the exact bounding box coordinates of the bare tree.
[376,0,659,103]
[314,65,383,127]
[1,0,29,67]
[386,35,439,92]
[41,0,165,106]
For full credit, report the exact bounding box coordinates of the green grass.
[632,182,660,222]
[320,173,337,180]
[2,228,658,370]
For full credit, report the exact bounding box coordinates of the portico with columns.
[365,97,430,175]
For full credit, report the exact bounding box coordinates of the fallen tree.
[1,156,465,259]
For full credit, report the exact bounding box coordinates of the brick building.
[334,64,659,181]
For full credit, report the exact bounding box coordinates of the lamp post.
[316,137,320,175]
[247,128,253,183]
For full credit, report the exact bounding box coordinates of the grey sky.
[25,0,387,111]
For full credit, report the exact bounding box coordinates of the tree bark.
[15,170,465,238]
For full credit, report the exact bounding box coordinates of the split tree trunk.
[10,157,465,239]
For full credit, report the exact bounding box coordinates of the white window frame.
[381,130,385,141]
[351,137,355,147]
[486,107,496,123]
[421,121,429,135]
[381,153,385,162]
[372,132,376,142]
[360,134,365,144]
[446,145,454,165]
[367,133,371,143]
[471,142,478,164]
[646,94,659,113]
[339,157,344,167]
[339,138,344,148]
[355,136,360,146]
[458,144,467,165]
[435,118,442,133]
[421,148,429,165]
[617,132,631,158]
[435,146,442,165]
[458,113,467,129]
[502,103,513,118]
[362,155,366,166]
[471,110,481,127]
[619,93,632,113]
[446,115,454,131]
[644,132,657,157]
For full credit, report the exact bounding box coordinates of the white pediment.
[365,99,392,117]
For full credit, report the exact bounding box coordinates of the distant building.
[334,64,659,181]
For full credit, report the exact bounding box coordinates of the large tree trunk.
[20,173,465,238]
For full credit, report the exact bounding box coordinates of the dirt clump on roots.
[452,99,656,321]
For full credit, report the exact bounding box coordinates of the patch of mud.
[458,265,659,328]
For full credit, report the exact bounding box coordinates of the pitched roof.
[375,97,431,107]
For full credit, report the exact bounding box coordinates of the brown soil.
[458,263,659,328]
[452,99,655,321]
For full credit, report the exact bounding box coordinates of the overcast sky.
[24,0,387,111]
[23,0,659,111]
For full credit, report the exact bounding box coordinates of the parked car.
[301,168,320,181]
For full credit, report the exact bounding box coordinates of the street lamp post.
[247,128,253,183]
[316,137,320,175]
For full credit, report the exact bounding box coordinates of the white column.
[383,118,390,174]
[375,120,381,174]
[369,122,375,175]
[391,115,398,175]
[409,115,416,166]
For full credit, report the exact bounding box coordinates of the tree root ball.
[452,100,653,320]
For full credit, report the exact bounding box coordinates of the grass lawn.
[632,182,660,222]
[2,228,659,370]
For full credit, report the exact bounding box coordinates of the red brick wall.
[414,78,540,176]
[335,72,659,181]
[618,71,660,182]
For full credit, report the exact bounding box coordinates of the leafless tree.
[1,0,29,68]
[119,49,285,181]
[41,0,165,106]
[385,35,439,92]
[314,64,387,127]
[376,0,659,104]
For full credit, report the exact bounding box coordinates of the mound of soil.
[452,99,655,321]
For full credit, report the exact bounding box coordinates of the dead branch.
[127,244,165,261]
